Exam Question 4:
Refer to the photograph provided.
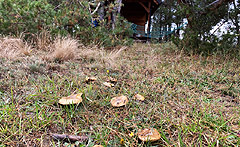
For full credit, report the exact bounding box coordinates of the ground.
[0,41,239,146]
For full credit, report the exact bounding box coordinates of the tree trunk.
[98,2,105,21]
[233,1,240,45]
[112,0,122,30]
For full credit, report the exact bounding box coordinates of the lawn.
[0,39,239,146]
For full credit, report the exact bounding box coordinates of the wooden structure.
[120,0,162,34]
[121,0,161,26]
[106,0,162,35]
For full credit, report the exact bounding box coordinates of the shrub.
[0,0,56,34]
[0,0,133,48]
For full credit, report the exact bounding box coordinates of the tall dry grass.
[36,30,52,51]
[0,37,31,59]
[44,37,79,61]
[76,45,127,67]
[43,36,126,67]
[0,34,126,68]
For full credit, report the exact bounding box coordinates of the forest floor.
[0,39,240,146]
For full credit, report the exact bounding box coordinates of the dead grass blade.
[45,37,79,61]
[76,46,127,67]
[0,37,31,59]
[36,30,52,51]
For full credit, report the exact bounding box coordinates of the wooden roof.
[120,0,162,26]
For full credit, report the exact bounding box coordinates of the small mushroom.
[110,95,128,107]
[134,94,145,101]
[92,145,104,147]
[58,93,83,105]
[85,76,97,82]
[103,82,114,88]
[137,128,161,142]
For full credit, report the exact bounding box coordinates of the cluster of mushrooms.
[58,76,161,145]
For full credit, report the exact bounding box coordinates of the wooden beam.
[138,2,150,13]
[153,0,159,5]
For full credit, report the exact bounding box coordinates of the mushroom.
[92,145,104,147]
[103,82,114,88]
[134,94,145,101]
[137,128,161,142]
[110,95,128,107]
[58,93,83,105]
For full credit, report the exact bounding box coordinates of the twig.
[91,2,101,15]
[51,134,88,142]
[211,20,227,35]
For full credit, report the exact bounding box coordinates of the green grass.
[0,42,239,146]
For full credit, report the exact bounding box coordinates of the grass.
[0,37,31,59]
[0,38,239,146]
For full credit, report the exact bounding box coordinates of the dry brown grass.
[0,35,126,67]
[36,30,52,51]
[0,37,31,59]
[44,37,126,65]
[76,45,127,67]
[45,37,79,61]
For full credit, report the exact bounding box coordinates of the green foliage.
[0,0,133,47]
[153,0,239,55]
[173,29,240,55]
[74,14,133,47]
[152,0,183,42]
[171,0,240,55]
[228,0,240,46]
[0,0,56,34]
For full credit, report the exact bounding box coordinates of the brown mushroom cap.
[137,128,161,142]
[103,82,114,88]
[110,95,128,107]
[92,145,104,147]
[134,94,145,101]
[58,93,83,105]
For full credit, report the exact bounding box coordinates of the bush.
[172,29,239,56]
[0,0,133,47]
[0,0,56,34]
[171,1,240,55]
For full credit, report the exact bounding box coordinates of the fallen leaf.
[58,93,83,105]
[103,82,114,88]
[137,128,161,142]
[85,76,97,82]
[111,95,128,107]
[134,94,145,101]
